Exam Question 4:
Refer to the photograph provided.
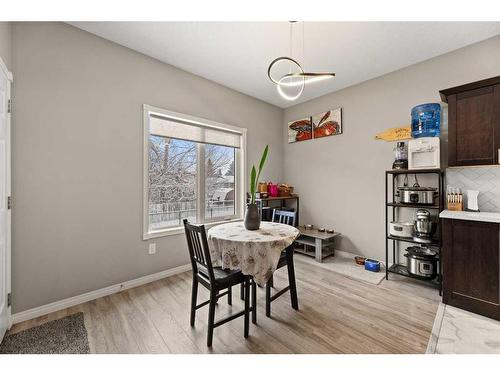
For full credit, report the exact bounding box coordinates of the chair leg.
[207,289,217,347]
[190,276,198,327]
[240,282,245,300]
[227,285,232,305]
[244,279,250,338]
[251,278,257,324]
[266,276,272,317]
[286,247,299,310]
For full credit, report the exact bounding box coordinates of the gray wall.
[0,22,12,70]
[11,22,283,313]
[283,35,500,261]
[9,22,500,313]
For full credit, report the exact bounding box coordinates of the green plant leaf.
[254,145,268,195]
[250,165,256,204]
[258,145,269,174]
[248,145,269,205]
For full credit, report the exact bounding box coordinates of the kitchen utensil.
[389,221,414,238]
[392,141,408,170]
[408,137,440,170]
[466,190,480,212]
[397,174,437,205]
[398,186,437,205]
[413,223,437,243]
[404,246,437,279]
[446,186,463,211]
[413,209,437,244]
[364,259,380,272]
[354,256,366,265]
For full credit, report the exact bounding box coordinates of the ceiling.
[69,22,500,108]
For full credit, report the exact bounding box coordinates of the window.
[143,105,246,239]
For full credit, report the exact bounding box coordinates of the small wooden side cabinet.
[294,226,341,262]
[442,218,500,320]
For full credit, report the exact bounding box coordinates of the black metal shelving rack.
[385,168,443,295]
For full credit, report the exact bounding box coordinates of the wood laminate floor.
[8,256,440,353]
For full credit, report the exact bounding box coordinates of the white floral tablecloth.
[207,221,300,286]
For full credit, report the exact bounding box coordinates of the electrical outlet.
[148,243,156,255]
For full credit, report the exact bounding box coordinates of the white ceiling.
[69,22,500,108]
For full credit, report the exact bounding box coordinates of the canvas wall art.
[288,117,312,143]
[312,108,342,139]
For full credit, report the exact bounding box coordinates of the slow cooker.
[404,246,438,279]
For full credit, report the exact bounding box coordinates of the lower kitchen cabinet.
[442,219,500,320]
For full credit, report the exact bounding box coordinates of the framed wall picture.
[288,117,312,143]
[312,108,342,139]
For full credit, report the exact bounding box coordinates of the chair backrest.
[272,209,297,227]
[183,219,215,283]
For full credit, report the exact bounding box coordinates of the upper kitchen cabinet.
[440,76,500,166]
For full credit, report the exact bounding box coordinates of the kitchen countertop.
[439,210,500,223]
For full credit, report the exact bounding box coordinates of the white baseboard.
[11,263,191,325]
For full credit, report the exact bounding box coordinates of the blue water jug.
[411,103,441,138]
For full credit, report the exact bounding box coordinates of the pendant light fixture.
[268,22,335,101]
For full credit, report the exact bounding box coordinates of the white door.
[0,58,11,343]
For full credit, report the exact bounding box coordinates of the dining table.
[207,221,300,286]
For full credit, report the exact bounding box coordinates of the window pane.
[205,144,236,220]
[148,135,197,230]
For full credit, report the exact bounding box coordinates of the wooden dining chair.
[271,209,297,226]
[183,219,255,347]
[266,209,299,317]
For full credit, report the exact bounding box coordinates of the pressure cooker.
[404,246,438,279]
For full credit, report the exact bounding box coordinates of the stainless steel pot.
[398,186,437,205]
[404,246,437,279]
[414,219,437,236]
[397,174,437,205]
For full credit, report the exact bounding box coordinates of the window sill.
[143,218,243,240]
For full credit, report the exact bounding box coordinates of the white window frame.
[143,104,247,240]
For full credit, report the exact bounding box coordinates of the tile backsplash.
[446,166,500,212]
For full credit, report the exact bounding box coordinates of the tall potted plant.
[244,145,269,230]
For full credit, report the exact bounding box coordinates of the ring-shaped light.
[277,74,305,101]
[268,56,305,101]
[279,72,336,87]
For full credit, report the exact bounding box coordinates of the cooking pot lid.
[398,186,437,191]
[406,246,437,258]
[390,221,414,226]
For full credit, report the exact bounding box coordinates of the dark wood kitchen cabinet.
[442,218,500,320]
[440,76,500,166]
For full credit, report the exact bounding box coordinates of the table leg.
[315,238,322,263]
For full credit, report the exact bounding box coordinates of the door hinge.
[7,196,11,210]
[7,99,11,114]
[7,293,11,307]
